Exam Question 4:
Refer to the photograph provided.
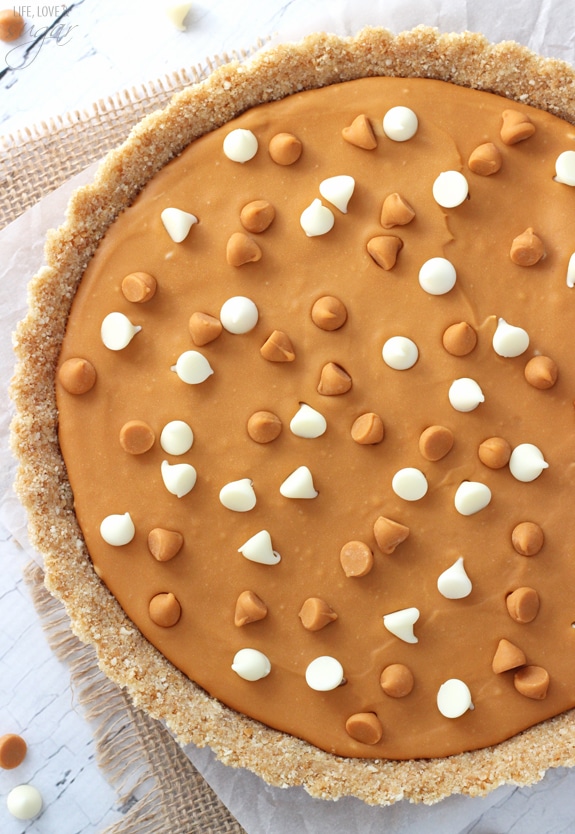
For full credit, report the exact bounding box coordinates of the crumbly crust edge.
[10,26,575,805]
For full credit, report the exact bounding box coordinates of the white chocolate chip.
[165,2,192,30]
[492,318,529,357]
[100,512,135,546]
[300,199,335,236]
[290,404,327,438]
[220,296,259,334]
[161,460,197,497]
[231,648,271,681]
[437,679,473,718]
[223,129,258,162]
[160,207,198,242]
[554,150,575,185]
[382,106,418,141]
[305,656,344,691]
[319,175,355,213]
[238,530,281,565]
[101,312,141,350]
[418,257,457,295]
[509,443,549,482]
[160,420,194,455]
[171,350,214,384]
[392,468,428,501]
[6,785,43,820]
[567,252,575,287]
[279,466,318,498]
[454,481,492,515]
[383,607,419,644]
[448,378,484,412]
[382,336,419,370]
[220,478,257,511]
[437,557,472,599]
[432,171,469,208]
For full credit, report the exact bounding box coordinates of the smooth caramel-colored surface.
[57,77,575,759]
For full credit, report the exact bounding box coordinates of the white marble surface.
[3,0,575,831]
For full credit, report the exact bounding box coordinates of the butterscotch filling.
[56,76,575,760]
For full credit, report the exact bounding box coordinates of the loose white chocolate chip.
[432,171,469,208]
[300,199,335,236]
[437,679,473,718]
[161,460,197,497]
[220,296,259,334]
[223,128,258,162]
[290,404,327,438]
[100,512,135,546]
[554,150,575,185]
[165,2,192,30]
[382,106,418,141]
[448,378,485,412]
[171,350,214,384]
[382,336,419,370]
[418,257,457,295]
[160,420,194,455]
[280,466,318,498]
[567,252,575,287]
[160,207,198,242]
[101,312,141,351]
[231,648,271,681]
[454,481,492,515]
[392,468,428,501]
[6,784,43,820]
[383,607,420,644]
[437,557,472,599]
[509,443,549,482]
[305,656,344,691]
[319,175,355,213]
[492,317,529,357]
[238,530,281,565]
[219,478,257,511]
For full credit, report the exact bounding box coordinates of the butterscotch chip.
[345,712,383,745]
[58,357,97,394]
[380,664,414,698]
[351,413,384,445]
[468,142,502,176]
[342,114,377,150]
[500,109,536,145]
[260,330,295,362]
[506,587,540,624]
[478,436,511,469]
[514,665,550,700]
[419,425,453,461]
[148,528,184,562]
[268,132,302,165]
[149,592,182,627]
[0,734,27,769]
[524,355,558,389]
[492,639,526,674]
[442,321,477,356]
[339,541,374,577]
[119,420,155,454]
[380,193,415,228]
[373,516,410,554]
[235,590,268,626]
[317,362,352,395]
[226,232,262,266]
[247,411,282,443]
[366,235,403,270]
[240,200,276,233]
[0,10,24,42]
[511,521,544,556]
[298,597,338,631]
[189,312,223,346]
[121,271,157,303]
[311,296,347,331]
[510,228,545,266]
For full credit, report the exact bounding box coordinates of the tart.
[11,26,575,804]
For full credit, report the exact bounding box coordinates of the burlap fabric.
[2,58,257,832]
